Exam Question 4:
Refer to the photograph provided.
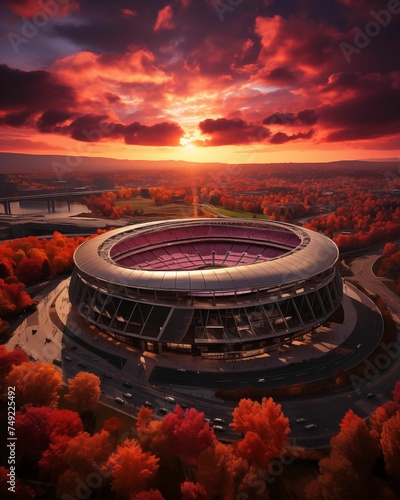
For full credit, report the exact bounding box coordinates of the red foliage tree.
[162,405,215,463]
[381,412,400,479]
[0,346,29,392]
[15,406,53,463]
[180,482,207,500]
[392,380,400,403]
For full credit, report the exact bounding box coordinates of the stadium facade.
[69,219,342,359]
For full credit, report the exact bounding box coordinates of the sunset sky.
[0,0,399,164]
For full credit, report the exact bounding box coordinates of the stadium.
[69,219,342,359]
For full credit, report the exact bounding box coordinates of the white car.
[212,425,226,432]
[165,396,175,402]
[213,417,225,424]
[115,397,125,405]
[123,393,132,399]
[304,423,317,430]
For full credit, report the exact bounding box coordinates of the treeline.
[0,232,98,336]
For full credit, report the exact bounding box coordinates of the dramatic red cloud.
[154,5,175,31]
[0,0,398,162]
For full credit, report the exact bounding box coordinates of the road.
[349,250,400,322]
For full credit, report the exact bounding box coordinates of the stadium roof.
[73,219,339,293]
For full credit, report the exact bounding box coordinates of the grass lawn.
[206,205,269,219]
[115,196,200,218]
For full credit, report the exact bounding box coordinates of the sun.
[180,135,196,149]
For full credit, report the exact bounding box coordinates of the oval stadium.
[69,219,342,359]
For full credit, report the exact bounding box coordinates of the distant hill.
[0,151,397,174]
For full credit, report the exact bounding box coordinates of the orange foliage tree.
[136,406,168,457]
[230,397,290,469]
[65,371,101,413]
[105,439,159,498]
[6,361,63,408]
[55,429,112,496]
[162,406,215,464]
[306,409,380,499]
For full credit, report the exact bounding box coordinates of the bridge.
[0,189,119,215]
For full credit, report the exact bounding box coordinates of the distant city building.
[69,219,342,359]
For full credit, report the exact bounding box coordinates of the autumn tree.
[65,371,101,413]
[15,406,53,463]
[105,438,159,498]
[38,409,84,478]
[180,482,207,500]
[370,401,399,439]
[381,412,400,479]
[307,409,380,499]
[331,409,379,476]
[6,361,62,408]
[197,441,248,499]
[16,407,83,471]
[231,397,290,469]
[136,406,169,457]
[162,406,215,464]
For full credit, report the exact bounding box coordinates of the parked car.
[159,408,168,414]
[123,393,132,399]
[296,418,307,424]
[122,381,133,387]
[165,396,175,402]
[366,393,375,399]
[143,401,153,408]
[115,397,125,405]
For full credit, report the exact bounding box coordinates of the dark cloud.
[37,109,74,133]
[263,110,318,126]
[269,129,314,144]
[66,114,184,146]
[197,117,270,146]
[0,64,76,111]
